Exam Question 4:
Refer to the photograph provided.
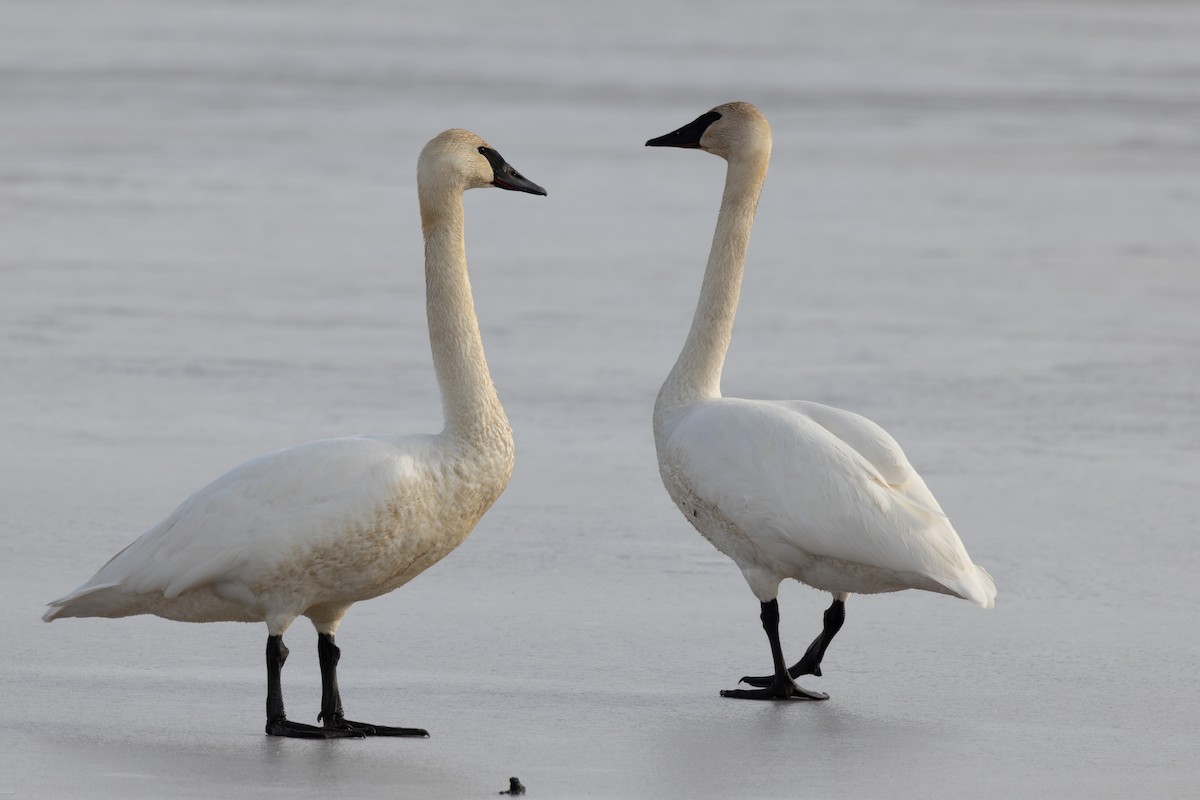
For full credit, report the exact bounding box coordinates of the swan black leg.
[265,635,364,738]
[739,598,845,688]
[721,599,828,701]
[316,633,429,738]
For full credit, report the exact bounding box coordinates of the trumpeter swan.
[647,102,995,701]
[43,129,546,737]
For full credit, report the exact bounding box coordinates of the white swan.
[647,102,995,701]
[43,129,546,737]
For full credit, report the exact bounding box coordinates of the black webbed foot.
[721,678,828,701]
[740,598,845,688]
[738,643,823,687]
[313,633,430,738]
[723,598,834,701]
[266,716,366,739]
[327,717,429,738]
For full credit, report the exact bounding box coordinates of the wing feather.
[662,399,983,596]
[51,436,420,606]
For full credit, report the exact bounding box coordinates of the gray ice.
[2,1,1199,798]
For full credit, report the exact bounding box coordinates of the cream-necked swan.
[647,102,995,701]
[43,129,546,737]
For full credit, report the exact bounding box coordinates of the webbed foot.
[266,716,366,739]
[721,679,827,701]
[324,716,429,738]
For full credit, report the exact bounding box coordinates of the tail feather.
[43,582,124,622]
[957,564,996,609]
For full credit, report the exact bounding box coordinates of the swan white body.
[44,129,546,737]
[44,433,510,632]
[657,398,994,605]
[648,103,993,699]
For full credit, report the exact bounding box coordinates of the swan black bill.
[479,146,547,196]
[645,110,722,149]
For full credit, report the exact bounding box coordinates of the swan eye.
[478,146,507,174]
[477,145,546,195]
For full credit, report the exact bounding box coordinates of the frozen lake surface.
[3,1,1199,797]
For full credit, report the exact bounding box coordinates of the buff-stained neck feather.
[419,184,510,444]
[657,146,771,411]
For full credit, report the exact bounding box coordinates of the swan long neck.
[419,185,510,444]
[658,147,770,409]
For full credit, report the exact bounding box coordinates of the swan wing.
[661,399,992,603]
[779,400,948,519]
[50,436,420,605]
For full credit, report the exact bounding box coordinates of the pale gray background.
[2,1,1198,798]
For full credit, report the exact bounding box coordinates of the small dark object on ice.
[499,776,526,795]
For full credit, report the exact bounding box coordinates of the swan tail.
[43,582,131,622]
[950,564,996,609]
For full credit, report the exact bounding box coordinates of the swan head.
[645,101,771,162]
[418,129,547,197]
